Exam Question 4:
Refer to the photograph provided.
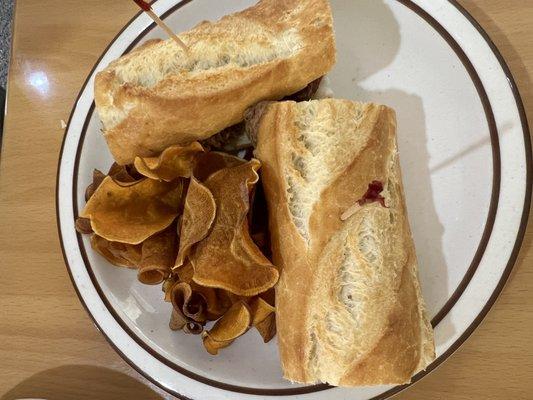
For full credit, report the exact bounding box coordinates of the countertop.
[0,1,531,399]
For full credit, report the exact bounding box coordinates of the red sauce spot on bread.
[358,181,387,208]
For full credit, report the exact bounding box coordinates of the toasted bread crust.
[95,0,336,164]
[254,99,435,386]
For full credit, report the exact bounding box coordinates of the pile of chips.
[76,143,278,354]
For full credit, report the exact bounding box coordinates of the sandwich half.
[253,99,435,386]
[95,0,336,164]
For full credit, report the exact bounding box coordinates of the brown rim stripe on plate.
[55,0,532,399]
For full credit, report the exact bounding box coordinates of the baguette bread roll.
[95,0,336,165]
[253,99,435,386]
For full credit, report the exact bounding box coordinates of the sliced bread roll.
[95,0,336,164]
[253,99,435,386]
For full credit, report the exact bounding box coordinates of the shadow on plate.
[0,365,164,400]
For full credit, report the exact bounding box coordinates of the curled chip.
[91,235,142,269]
[183,321,204,335]
[169,308,187,331]
[255,313,276,343]
[81,176,183,244]
[200,287,232,321]
[259,288,275,308]
[202,301,251,355]
[249,297,276,343]
[75,217,93,234]
[138,229,177,285]
[250,297,275,326]
[85,169,106,201]
[108,163,143,186]
[193,151,246,182]
[190,160,279,296]
[173,262,232,321]
[174,178,216,269]
[171,282,208,323]
[176,261,194,283]
[134,142,204,182]
[162,275,179,302]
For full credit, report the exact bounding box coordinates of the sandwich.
[252,99,435,386]
[95,0,336,165]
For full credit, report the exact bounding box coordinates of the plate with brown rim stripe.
[56,0,531,399]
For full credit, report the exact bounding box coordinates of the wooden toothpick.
[340,203,362,221]
[133,0,189,53]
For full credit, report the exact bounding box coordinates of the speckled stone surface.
[1,0,15,89]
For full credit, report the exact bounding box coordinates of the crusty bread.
[95,0,336,165]
[253,99,435,386]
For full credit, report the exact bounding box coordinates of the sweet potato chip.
[174,178,216,269]
[190,160,279,296]
[170,282,208,323]
[201,288,232,321]
[259,288,275,307]
[249,297,275,326]
[169,308,187,331]
[108,163,143,185]
[193,151,246,182]
[249,297,276,343]
[255,313,276,343]
[173,261,232,321]
[163,275,179,302]
[176,261,194,283]
[85,169,106,201]
[91,235,142,269]
[202,301,251,355]
[81,177,183,244]
[183,321,204,335]
[75,217,93,234]
[134,142,204,182]
[168,281,207,335]
[138,229,177,285]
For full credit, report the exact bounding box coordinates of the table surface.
[1,1,532,399]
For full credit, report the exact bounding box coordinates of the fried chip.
[108,163,143,185]
[174,178,216,269]
[249,297,275,326]
[169,308,188,331]
[91,235,142,269]
[202,301,251,355]
[193,151,246,182]
[75,217,93,234]
[174,261,232,321]
[134,142,204,182]
[176,261,195,283]
[249,297,276,343]
[255,313,276,343]
[138,229,177,285]
[170,282,208,323]
[201,288,232,321]
[162,275,179,302]
[183,321,204,335]
[168,281,207,335]
[190,160,279,296]
[259,288,275,307]
[81,176,183,244]
[85,169,106,201]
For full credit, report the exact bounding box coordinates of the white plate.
[56,1,531,399]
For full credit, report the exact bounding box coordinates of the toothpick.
[133,0,189,53]
[340,203,362,221]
